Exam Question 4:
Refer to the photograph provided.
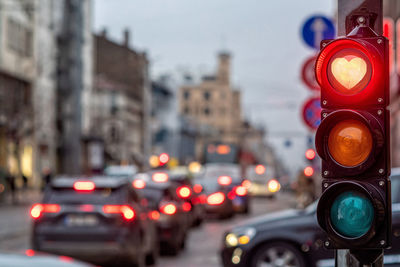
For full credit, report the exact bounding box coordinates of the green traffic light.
[330,191,374,238]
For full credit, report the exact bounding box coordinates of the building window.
[7,18,32,57]
[203,91,211,100]
[183,106,190,114]
[110,91,118,114]
[183,90,190,100]
[204,107,211,116]
[110,126,119,142]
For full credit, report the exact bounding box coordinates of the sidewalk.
[0,190,42,240]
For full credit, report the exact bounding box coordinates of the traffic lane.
[0,192,297,266]
[160,192,296,267]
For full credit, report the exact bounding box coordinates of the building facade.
[178,52,242,159]
[90,30,150,170]
[0,0,35,185]
[0,0,93,186]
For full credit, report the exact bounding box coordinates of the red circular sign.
[301,56,320,91]
[302,97,321,131]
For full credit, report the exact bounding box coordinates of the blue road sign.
[302,15,335,49]
[302,97,321,130]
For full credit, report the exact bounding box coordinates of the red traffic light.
[304,166,314,177]
[305,149,316,160]
[315,36,387,107]
[159,153,169,165]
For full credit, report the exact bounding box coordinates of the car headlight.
[225,227,256,247]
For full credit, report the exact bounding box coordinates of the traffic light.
[159,153,170,166]
[305,148,316,161]
[315,25,391,249]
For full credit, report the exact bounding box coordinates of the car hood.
[233,209,307,230]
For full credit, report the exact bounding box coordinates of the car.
[199,178,235,219]
[202,163,250,214]
[0,250,94,267]
[31,176,158,267]
[245,165,281,198]
[220,168,400,267]
[168,168,206,226]
[133,172,191,255]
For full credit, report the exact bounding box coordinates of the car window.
[201,180,220,193]
[392,175,400,203]
[141,188,164,204]
[46,187,125,204]
[203,164,240,179]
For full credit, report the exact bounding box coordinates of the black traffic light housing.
[315,25,391,250]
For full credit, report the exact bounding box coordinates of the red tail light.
[73,181,95,192]
[182,202,192,212]
[30,204,60,219]
[79,204,94,212]
[218,176,232,186]
[149,210,160,220]
[103,205,135,220]
[133,179,146,189]
[242,179,251,188]
[152,172,169,183]
[207,192,225,205]
[235,186,247,196]
[193,184,203,193]
[25,249,35,257]
[160,203,177,215]
[177,186,192,199]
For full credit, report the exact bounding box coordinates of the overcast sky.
[94,0,336,177]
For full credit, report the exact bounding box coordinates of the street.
[0,192,296,267]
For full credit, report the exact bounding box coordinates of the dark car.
[199,178,234,219]
[220,168,400,267]
[168,168,205,226]
[227,176,251,214]
[31,176,158,267]
[0,250,94,267]
[201,163,249,215]
[133,172,191,255]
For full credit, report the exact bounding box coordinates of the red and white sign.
[301,56,320,91]
[383,17,394,74]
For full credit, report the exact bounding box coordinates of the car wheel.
[146,242,159,266]
[134,252,146,267]
[250,242,307,267]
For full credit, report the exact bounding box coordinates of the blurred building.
[0,0,35,182]
[151,77,179,157]
[0,0,93,186]
[179,52,242,159]
[90,29,150,170]
[56,0,93,175]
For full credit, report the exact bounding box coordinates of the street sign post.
[301,97,321,131]
[315,1,390,265]
[302,15,336,50]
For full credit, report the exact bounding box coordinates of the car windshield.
[141,188,164,204]
[46,187,124,205]
[392,175,400,203]
[104,166,137,177]
[203,164,240,179]
[200,180,221,193]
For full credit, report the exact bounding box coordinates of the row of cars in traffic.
[28,163,278,266]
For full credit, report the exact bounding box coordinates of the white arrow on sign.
[311,18,327,49]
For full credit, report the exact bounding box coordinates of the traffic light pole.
[336,0,384,266]
[336,249,384,267]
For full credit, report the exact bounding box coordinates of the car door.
[389,175,400,258]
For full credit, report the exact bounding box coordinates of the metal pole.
[335,1,384,265]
